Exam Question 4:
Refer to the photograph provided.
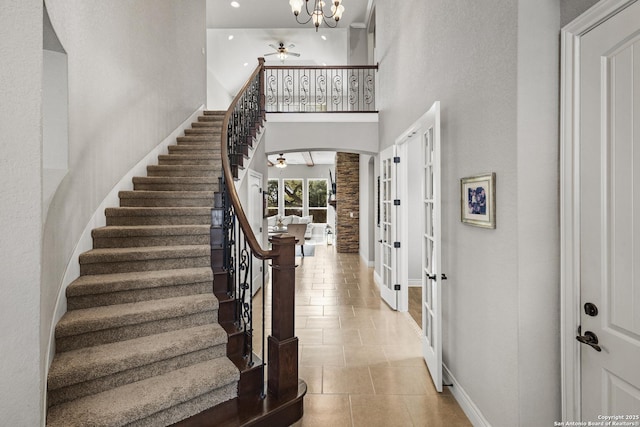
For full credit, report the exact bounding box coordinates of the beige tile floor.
[254,243,471,427]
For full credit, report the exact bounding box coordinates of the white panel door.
[379,145,398,310]
[579,1,640,419]
[420,102,442,392]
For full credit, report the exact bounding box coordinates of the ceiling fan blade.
[264,52,279,56]
[288,52,301,57]
[268,44,278,50]
[288,43,295,49]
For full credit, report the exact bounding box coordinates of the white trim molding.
[442,364,491,427]
[560,0,638,420]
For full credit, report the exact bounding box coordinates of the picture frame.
[460,173,496,229]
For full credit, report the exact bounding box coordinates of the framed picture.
[460,173,496,229]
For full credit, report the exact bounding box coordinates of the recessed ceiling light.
[321,35,327,40]
[243,62,248,67]
[228,35,234,40]
[230,1,240,8]
[322,62,327,66]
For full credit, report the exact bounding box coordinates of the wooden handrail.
[263,64,379,70]
[220,57,275,261]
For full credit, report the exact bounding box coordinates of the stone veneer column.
[336,152,359,253]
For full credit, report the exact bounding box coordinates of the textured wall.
[336,153,360,253]
[0,2,44,424]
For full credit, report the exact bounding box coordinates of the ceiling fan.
[264,42,300,62]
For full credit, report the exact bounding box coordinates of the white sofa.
[267,215,318,240]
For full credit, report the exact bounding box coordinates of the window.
[308,179,328,223]
[266,179,279,217]
[284,179,303,217]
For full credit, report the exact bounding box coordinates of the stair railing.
[220,58,300,399]
[263,64,378,112]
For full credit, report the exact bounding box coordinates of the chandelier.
[289,0,345,31]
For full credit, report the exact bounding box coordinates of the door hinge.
[393,156,401,163]
[259,227,262,233]
[394,242,401,248]
[394,284,401,291]
[394,199,401,206]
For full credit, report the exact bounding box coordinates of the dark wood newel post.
[267,233,298,398]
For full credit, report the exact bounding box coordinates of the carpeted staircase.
[46,111,240,427]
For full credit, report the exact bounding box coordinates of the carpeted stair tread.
[106,206,212,218]
[67,267,213,298]
[92,225,210,239]
[92,225,211,249]
[118,191,215,208]
[132,176,218,191]
[105,207,212,226]
[176,135,219,144]
[55,294,218,338]
[48,324,228,390]
[191,121,222,128]
[119,190,215,199]
[184,128,219,135]
[157,155,221,167]
[133,176,218,185]
[80,245,210,264]
[167,145,219,154]
[46,358,239,427]
[198,112,224,120]
[147,164,218,177]
[203,110,225,116]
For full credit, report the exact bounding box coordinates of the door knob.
[576,330,602,352]
[584,302,598,317]
[426,273,436,280]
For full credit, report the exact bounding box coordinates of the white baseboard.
[44,106,205,404]
[373,269,382,290]
[408,279,421,287]
[359,252,374,267]
[442,364,491,427]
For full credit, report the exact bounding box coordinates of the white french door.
[420,102,443,392]
[379,145,399,310]
[576,1,640,419]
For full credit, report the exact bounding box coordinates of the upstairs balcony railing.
[263,64,378,113]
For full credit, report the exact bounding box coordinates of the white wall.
[265,114,378,155]
[41,0,207,403]
[42,49,69,218]
[0,1,43,424]
[206,68,232,110]
[349,27,368,65]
